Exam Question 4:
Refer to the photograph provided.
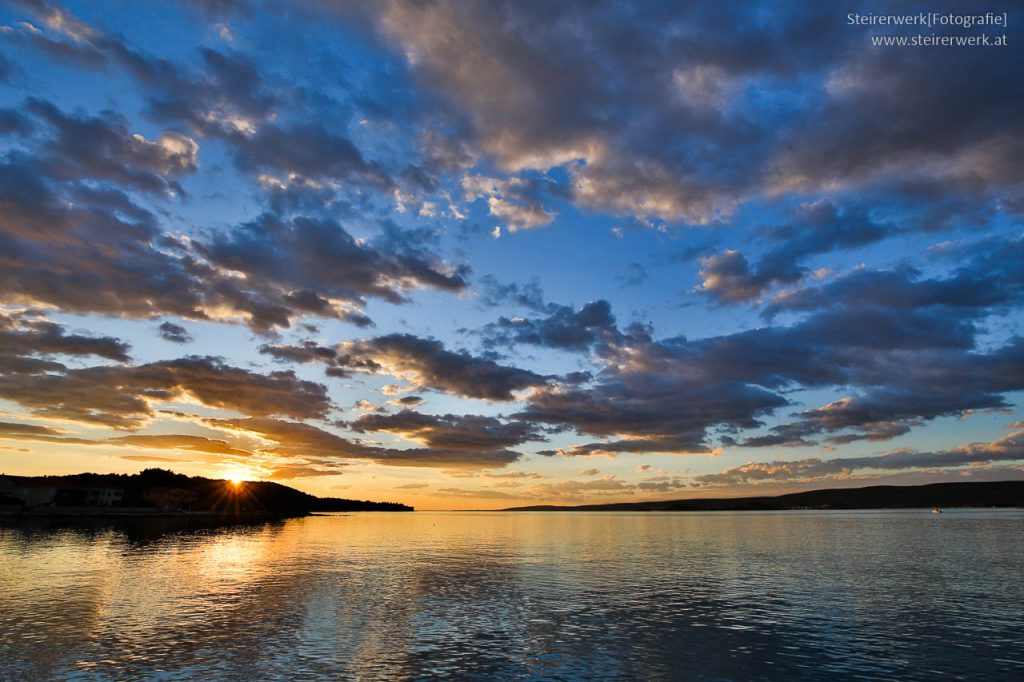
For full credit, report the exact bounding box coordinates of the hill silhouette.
[0,468,412,514]
[503,481,1024,512]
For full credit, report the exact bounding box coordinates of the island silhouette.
[0,468,412,516]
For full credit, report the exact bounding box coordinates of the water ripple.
[1,510,1022,681]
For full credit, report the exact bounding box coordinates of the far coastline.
[499,480,1024,512]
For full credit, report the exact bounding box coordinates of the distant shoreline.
[500,480,1024,512]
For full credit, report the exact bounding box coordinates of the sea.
[1,510,1022,681]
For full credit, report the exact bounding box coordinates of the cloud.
[475,275,549,312]
[389,395,425,407]
[0,147,467,331]
[208,416,524,470]
[695,429,1024,486]
[0,107,33,136]
[0,53,14,83]
[0,311,131,363]
[195,214,469,330]
[462,174,558,231]
[0,420,66,438]
[353,399,384,412]
[0,355,331,429]
[482,300,619,352]
[764,237,1024,320]
[263,333,548,400]
[120,454,186,463]
[24,98,198,197]
[234,122,393,190]
[374,448,522,469]
[698,202,892,304]
[516,256,1024,455]
[8,3,279,144]
[266,465,346,480]
[519,372,785,456]
[1,8,471,333]
[338,334,550,400]
[349,409,544,450]
[697,250,772,304]
[774,38,1024,208]
[105,434,252,457]
[434,487,521,500]
[0,420,250,461]
[157,321,193,344]
[304,0,1024,228]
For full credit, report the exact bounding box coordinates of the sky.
[0,0,1022,509]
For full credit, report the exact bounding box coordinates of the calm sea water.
[1,510,1023,681]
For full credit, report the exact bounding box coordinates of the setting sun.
[225,471,253,487]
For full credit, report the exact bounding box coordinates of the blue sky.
[0,0,1021,508]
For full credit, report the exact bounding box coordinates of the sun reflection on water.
[1,511,1023,681]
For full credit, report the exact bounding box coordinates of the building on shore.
[83,487,125,507]
[0,475,125,508]
[144,487,199,512]
[0,476,61,507]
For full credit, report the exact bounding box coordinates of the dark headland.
[503,480,1024,512]
[0,468,412,517]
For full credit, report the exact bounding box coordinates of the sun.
[225,470,253,487]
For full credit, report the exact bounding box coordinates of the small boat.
[931,507,942,514]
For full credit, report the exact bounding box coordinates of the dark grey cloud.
[0,355,331,430]
[476,275,549,312]
[520,379,786,455]
[764,237,1024,319]
[483,300,618,352]
[339,334,550,400]
[208,417,523,470]
[0,311,130,363]
[262,333,549,401]
[698,202,892,303]
[0,108,32,136]
[6,3,278,140]
[514,238,1024,454]
[157,322,193,344]
[7,2,403,203]
[0,53,13,83]
[0,421,65,437]
[330,0,847,222]
[373,448,522,469]
[619,262,649,287]
[235,123,393,190]
[14,0,1022,226]
[24,98,197,197]
[314,0,1023,226]
[697,250,774,304]
[0,133,467,331]
[774,32,1024,209]
[199,215,468,317]
[349,409,544,450]
[694,429,1024,486]
[177,0,250,19]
